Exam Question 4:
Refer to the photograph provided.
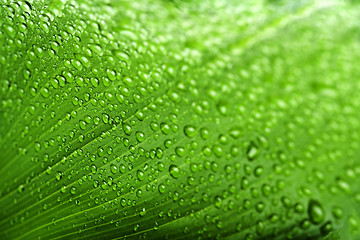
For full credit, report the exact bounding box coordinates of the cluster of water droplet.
[1,0,360,239]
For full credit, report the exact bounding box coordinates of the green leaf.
[1,0,360,239]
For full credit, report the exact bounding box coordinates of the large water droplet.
[184,125,196,138]
[308,199,325,224]
[169,164,180,179]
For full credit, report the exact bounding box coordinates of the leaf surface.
[1,0,360,239]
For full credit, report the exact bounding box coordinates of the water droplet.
[34,142,41,152]
[320,221,333,235]
[133,224,140,232]
[187,176,195,185]
[214,196,222,209]
[255,202,265,213]
[17,185,25,193]
[90,164,97,174]
[247,141,259,161]
[175,147,185,157]
[40,87,50,98]
[55,171,62,181]
[169,164,180,179]
[229,126,241,139]
[184,125,196,138]
[200,127,209,140]
[308,199,325,224]
[300,219,311,229]
[160,122,170,135]
[123,123,132,135]
[294,203,305,213]
[137,170,145,181]
[332,206,343,219]
[213,145,223,157]
[110,164,117,174]
[136,189,143,198]
[79,120,86,130]
[136,131,145,142]
[254,166,263,177]
[139,207,146,217]
[150,121,159,131]
[102,114,109,124]
[158,183,166,194]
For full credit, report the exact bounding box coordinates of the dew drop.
[17,184,25,193]
[136,131,145,142]
[160,122,170,135]
[40,87,50,98]
[123,123,132,136]
[175,147,185,157]
[110,164,117,174]
[308,199,325,224]
[133,224,140,232]
[200,127,209,140]
[184,125,196,138]
[90,164,97,174]
[55,171,62,181]
[229,126,241,139]
[137,170,145,181]
[158,183,166,194]
[247,141,259,161]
